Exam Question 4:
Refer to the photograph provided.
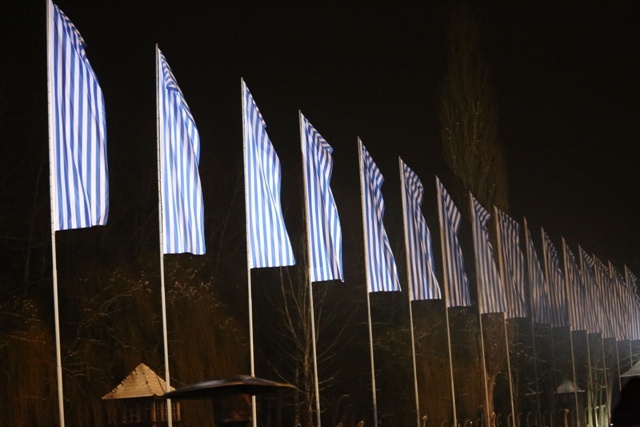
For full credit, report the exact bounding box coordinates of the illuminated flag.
[301,114,343,282]
[562,240,586,331]
[400,159,441,301]
[541,229,567,327]
[470,195,506,314]
[436,177,470,307]
[579,247,600,333]
[47,0,108,231]
[625,266,640,340]
[593,256,615,338]
[358,141,400,293]
[157,48,205,254]
[496,209,527,318]
[524,219,551,324]
[242,81,295,268]
[609,262,627,340]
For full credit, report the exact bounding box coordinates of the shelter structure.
[102,363,180,426]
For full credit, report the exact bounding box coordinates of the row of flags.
[49,0,640,328]
[47,1,639,425]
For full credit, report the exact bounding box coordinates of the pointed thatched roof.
[621,360,640,378]
[102,363,174,400]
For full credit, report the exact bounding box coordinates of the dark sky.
[3,1,640,275]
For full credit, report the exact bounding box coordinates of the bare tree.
[439,4,509,213]
[438,4,512,424]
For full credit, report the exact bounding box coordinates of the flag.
[470,195,506,314]
[157,48,205,255]
[524,219,551,324]
[562,240,586,331]
[47,0,108,231]
[609,262,628,340]
[625,265,638,290]
[541,228,567,327]
[436,177,470,307]
[301,114,343,282]
[625,266,640,340]
[593,256,615,338]
[496,209,527,318]
[242,81,295,268]
[579,247,600,333]
[358,141,400,293]
[400,159,441,301]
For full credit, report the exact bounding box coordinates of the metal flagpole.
[435,177,458,427]
[540,228,560,410]
[493,208,516,427]
[240,78,258,427]
[300,111,322,427]
[523,218,542,423]
[561,238,580,427]
[46,1,66,424]
[399,158,423,427]
[155,45,174,427]
[469,193,492,427]
[577,253,595,427]
[585,333,595,427]
[357,138,379,427]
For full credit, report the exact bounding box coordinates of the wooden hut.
[102,363,181,426]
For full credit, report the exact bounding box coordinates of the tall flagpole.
[46,1,65,424]
[493,207,516,427]
[540,228,560,415]
[240,78,258,427]
[399,158,423,427]
[469,193,492,427]
[357,138,379,427]
[561,238,580,427]
[435,177,458,427]
[522,218,542,423]
[578,252,595,427]
[155,45,174,427]
[300,111,323,427]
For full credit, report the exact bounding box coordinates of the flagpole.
[46,1,65,424]
[523,218,542,423]
[240,78,258,427]
[540,228,560,411]
[578,251,595,427]
[357,138,379,427]
[561,238,580,427]
[469,193,492,427]
[493,207,516,427]
[435,177,458,427]
[300,111,322,427]
[399,157,422,427]
[155,45,174,427]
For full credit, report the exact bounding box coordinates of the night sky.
[3,1,640,275]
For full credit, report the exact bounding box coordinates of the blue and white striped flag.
[47,0,108,231]
[626,265,638,291]
[436,178,470,307]
[157,48,205,255]
[524,219,551,324]
[609,262,627,340]
[470,195,506,314]
[301,114,343,282]
[579,247,600,333]
[562,240,586,331]
[400,159,441,301]
[242,81,295,268]
[541,229,567,327]
[496,209,527,318]
[358,141,400,293]
[593,256,615,338]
